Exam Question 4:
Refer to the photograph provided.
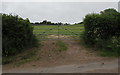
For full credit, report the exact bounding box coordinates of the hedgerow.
[83,8,120,56]
[2,14,38,57]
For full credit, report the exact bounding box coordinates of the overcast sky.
[1,1,119,24]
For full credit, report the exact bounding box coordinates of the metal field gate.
[33,25,84,40]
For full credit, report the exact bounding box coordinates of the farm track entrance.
[3,25,118,73]
[33,25,84,40]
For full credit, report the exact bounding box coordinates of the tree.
[100,8,118,14]
[35,22,39,25]
[42,20,47,24]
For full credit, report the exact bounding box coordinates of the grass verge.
[2,43,41,66]
[100,49,119,57]
[56,41,68,52]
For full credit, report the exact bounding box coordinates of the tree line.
[31,20,83,25]
[31,20,70,25]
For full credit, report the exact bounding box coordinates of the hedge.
[2,14,38,57]
[83,8,120,55]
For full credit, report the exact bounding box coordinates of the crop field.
[33,24,84,40]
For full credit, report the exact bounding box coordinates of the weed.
[56,41,68,52]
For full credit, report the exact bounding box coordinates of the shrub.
[2,14,38,57]
[83,13,101,45]
[83,8,120,56]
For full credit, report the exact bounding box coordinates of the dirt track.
[3,59,118,73]
[2,36,119,73]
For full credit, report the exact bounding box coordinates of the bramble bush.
[2,14,38,57]
[83,8,120,56]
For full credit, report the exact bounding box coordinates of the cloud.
[2,2,118,23]
[2,0,119,2]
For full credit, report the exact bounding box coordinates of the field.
[33,24,84,40]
